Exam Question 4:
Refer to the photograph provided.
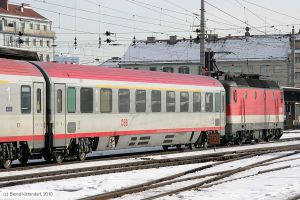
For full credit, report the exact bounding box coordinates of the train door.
[33,82,45,149]
[54,84,66,147]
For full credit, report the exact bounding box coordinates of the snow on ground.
[1,152,300,200]
[117,152,300,200]
[0,163,213,200]
[282,130,300,139]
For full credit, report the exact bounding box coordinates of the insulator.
[74,37,77,49]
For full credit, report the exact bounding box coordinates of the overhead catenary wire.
[205,1,266,35]
[242,0,300,22]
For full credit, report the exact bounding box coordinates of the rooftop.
[0,2,46,20]
[121,35,291,63]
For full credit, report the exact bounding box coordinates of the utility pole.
[291,27,295,87]
[200,0,205,75]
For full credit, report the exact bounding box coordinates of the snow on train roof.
[35,62,223,87]
[0,58,42,77]
[121,35,290,63]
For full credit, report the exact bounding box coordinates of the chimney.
[21,3,31,9]
[0,0,8,10]
[168,35,177,45]
[146,36,156,43]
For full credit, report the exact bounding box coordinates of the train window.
[80,88,93,113]
[180,92,189,112]
[205,93,213,112]
[233,90,237,102]
[215,93,220,112]
[193,92,201,112]
[100,89,112,113]
[57,89,62,113]
[119,89,130,113]
[166,91,175,112]
[21,85,31,114]
[37,88,41,113]
[221,94,225,112]
[67,87,76,113]
[151,90,161,112]
[136,90,146,112]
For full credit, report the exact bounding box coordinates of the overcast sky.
[11,0,300,64]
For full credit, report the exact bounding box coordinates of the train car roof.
[221,77,280,89]
[0,58,42,77]
[33,62,223,87]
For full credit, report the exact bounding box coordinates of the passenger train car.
[0,58,226,168]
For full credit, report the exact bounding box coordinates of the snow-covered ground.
[0,132,299,200]
[1,151,299,200]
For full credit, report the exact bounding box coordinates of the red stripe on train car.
[34,62,223,87]
[0,135,44,142]
[54,127,225,139]
[0,127,224,142]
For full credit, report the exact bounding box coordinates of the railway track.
[80,145,300,200]
[0,150,258,188]
[2,136,300,173]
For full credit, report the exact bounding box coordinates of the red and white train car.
[33,61,226,162]
[0,59,46,168]
[222,78,284,144]
[0,58,226,167]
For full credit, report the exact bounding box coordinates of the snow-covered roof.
[121,35,291,63]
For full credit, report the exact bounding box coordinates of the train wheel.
[162,145,169,151]
[77,152,86,161]
[1,159,12,169]
[53,153,64,164]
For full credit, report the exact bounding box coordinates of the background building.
[120,34,300,87]
[0,0,55,61]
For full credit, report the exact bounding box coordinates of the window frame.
[100,88,112,113]
[180,91,189,112]
[151,90,161,112]
[135,90,146,113]
[57,89,63,113]
[21,85,31,114]
[36,88,41,113]
[215,93,220,113]
[193,92,201,112]
[166,91,176,112]
[205,92,214,112]
[118,89,130,113]
[80,87,94,113]
[67,87,76,113]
